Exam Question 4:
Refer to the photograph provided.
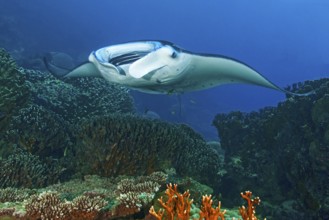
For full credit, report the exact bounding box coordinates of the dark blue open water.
[1,0,328,139]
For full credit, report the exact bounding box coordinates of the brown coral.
[24,191,108,220]
[110,177,162,218]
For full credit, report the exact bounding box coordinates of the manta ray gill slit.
[108,51,149,66]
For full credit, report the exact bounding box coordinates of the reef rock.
[213,79,329,219]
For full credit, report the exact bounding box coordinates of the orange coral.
[239,191,261,220]
[199,195,226,220]
[149,183,192,220]
[150,184,264,220]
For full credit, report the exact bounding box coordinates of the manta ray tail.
[44,52,101,78]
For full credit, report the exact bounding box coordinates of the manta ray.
[44,40,313,96]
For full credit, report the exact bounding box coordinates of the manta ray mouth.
[108,51,150,66]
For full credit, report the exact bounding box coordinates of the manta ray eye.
[171,51,178,58]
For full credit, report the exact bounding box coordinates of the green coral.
[0,48,29,132]
[0,148,63,188]
[24,69,135,124]
[74,113,223,187]
[213,79,329,219]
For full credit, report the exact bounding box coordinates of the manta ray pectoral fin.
[44,52,102,79]
[64,62,101,78]
[44,52,75,78]
[129,47,171,78]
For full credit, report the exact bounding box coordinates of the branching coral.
[0,148,48,188]
[0,187,35,203]
[70,192,108,219]
[25,191,72,219]
[239,191,261,220]
[150,183,193,220]
[75,114,222,187]
[21,191,108,220]
[199,195,226,220]
[110,177,162,218]
[150,184,263,220]
[0,148,64,188]
[0,48,29,131]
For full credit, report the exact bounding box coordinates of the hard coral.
[0,148,48,188]
[25,191,72,219]
[75,114,222,187]
[213,79,329,218]
[0,48,29,132]
[109,174,164,218]
[150,183,193,220]
[25,191,108,220]
[239,191,261,220]
[150,184,263,220]
[199,195,226,220]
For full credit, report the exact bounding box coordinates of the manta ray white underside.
[45,40,314,96]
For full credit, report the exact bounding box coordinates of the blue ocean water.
[1,0,328,140]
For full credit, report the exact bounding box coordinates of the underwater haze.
[1,0,329,139]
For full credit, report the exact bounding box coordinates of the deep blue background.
[1,0,328,139]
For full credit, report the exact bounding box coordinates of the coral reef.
[0,148,64,188]
[23,191,108,220]
[0,188,35,203]
[149,183,262,220]
[24,69,135,124]
[239,191,261,220]
[74,113,224,187]
[109,173,166,218]
[0,48,223,192]
[0,172,169,219]
[0,48,29,133]
[150,183,193,220]
[6,104,73,158]
[0,48,137,185]
[199,195,226,220]
[3,67,135,158]
[213,79,329,219]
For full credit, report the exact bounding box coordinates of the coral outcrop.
[0,148,64,188]
[213,79,329,219]
[0,172,169,219]
[74,114,223,187]
[0,48,136,184]
[3,67,135,158]
[0,48,29,133]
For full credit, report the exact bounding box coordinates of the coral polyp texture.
[1,47,135,159]
[0,172,168,219]
[74,113,223,186]
[0,48,29,132]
